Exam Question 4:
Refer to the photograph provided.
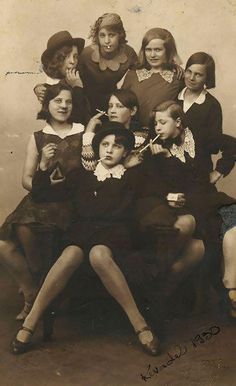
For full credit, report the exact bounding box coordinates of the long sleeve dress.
[178,88,234,176]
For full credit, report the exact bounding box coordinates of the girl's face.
[184,64,207,92]
[98,28,120,55]
[154,110,180,140]
[60,45,79,77]
[48,90,73,123]
[108,95,136,128]
[145,39,167,70]
[99,134,127,168]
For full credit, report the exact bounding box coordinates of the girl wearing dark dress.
[78,13,138,115]
[178,52,234,183]
[34,30,90,125]
[148,100,236,312]
[122,28,183,126]
[0,83,85,320]
[82,89,148,171]
[11,123,159,357]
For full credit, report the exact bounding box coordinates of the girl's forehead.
[100,134,116,143]
[186,63,206,73]
[146,38,165,49]
[52,89,72,99]
[155,110,171,119]
[109,95,122,104]
[99,27,117,34]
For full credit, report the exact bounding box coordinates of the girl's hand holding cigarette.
[149,141,169,156]
[85,112,104,133]
[123,150,144,169]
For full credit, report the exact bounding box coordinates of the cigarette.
[97,156,107,162]
[139,134,160,153]
[96,109,109,117]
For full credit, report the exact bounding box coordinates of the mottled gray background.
[1,0,236,222]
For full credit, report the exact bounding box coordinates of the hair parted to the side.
[137,28,181,70]
[149,100,187,136]
[185,52,216,89]
[43,45,75,79]
[89,13,127,45]
[110,89,139,110]
[37,83,73,123]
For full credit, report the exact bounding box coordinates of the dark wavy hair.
[89,13,127,45]
[149,100,187,138]
[137,28,181,70]
[185,52,216,89]
[37,83,73,123]
[43,44,76,79]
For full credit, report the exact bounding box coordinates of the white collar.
[178,87,207,112]
[45,76,60,85]
[170,127,195,163]
[93,162,126,182]
[42,123,84,139]
[136,68,174,83]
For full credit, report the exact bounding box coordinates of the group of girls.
[0,12,236,357]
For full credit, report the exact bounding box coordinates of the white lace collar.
[178,87,207,112]
[42,123,84,139]
[169,128,195,163]
[93,162,126,182]
[136,68,174,83]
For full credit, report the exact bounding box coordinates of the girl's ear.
[122,149,128,158]
[130,106,138,117]
[176,117,181,128]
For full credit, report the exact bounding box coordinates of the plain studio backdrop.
[0,0,236,223]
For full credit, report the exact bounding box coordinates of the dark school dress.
[144,128,236,242]
[79,44,138,115]
[31,164,146,271]
[0,124,84,240]
[122,68,183,127]
[178,89,235,177]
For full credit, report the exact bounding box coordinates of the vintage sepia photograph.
[0,1,236,385]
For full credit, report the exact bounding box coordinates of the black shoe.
[136,326,160,356]
[10,326,34,355]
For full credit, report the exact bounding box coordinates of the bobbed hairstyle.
[89,13,127,45]
[37,83,73,123]
[109,89,139,110]
[185,52,216,89]
[137,28,181,70]
[149,100,187,137]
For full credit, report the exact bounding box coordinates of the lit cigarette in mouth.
[139,134,160,153]
[97,156,107,162]
[96,109,109,117]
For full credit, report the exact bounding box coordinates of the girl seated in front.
[11,122,159,357]
[0,83,85,320]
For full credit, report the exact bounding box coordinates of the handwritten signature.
[5,71,42,76]
[140,325,221,382]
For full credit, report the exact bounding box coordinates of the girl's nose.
[150,50,156,57]
[190,73,195,81]
[68,53,75,64]
[104,36,110,44]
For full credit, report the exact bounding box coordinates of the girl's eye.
[101,141,109,147]
[108,104,113,108]
[54,98,62,103]
[117,104,124,109]
[66,100,72,105]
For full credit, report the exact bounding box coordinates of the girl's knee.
[59,245,84,268]
[89,245,113,270]
[175,214,196,236]
[0,240,17,257]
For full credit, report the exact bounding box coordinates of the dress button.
[94,191,97,197]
